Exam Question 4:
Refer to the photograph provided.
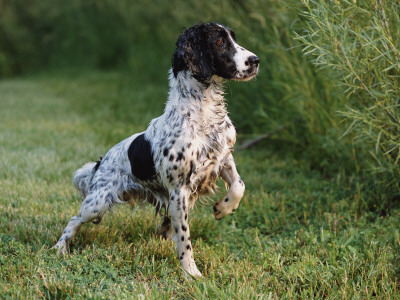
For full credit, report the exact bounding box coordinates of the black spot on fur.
[181,236,184,241]
[163,148,169,157]
[186,160,194,185]
[176,152,184,161]
[182,225,187,232]
[186,245,191,250]
[128,133,156,181]
[169,154,175,161]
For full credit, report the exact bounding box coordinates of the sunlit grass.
[0,71,399,298]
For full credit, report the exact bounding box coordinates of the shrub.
[296,0,400,198]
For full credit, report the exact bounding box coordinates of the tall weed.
[296,0,400,198]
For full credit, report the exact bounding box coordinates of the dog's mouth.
[232,67,259,81]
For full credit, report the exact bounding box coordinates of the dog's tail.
[73,157,102,200]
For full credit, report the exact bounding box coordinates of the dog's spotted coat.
[53,23,259,277]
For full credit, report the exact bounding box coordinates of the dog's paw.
[183,265,203,279]
[52,240,69,257]
[213,199,237,220]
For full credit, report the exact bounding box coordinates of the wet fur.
[53,22,259,277]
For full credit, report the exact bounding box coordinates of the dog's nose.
[247,55,260,67]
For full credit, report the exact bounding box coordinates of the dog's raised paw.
[51,240,69,257]
[213,201,236,220]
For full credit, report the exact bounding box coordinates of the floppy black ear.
[172,25,213,82]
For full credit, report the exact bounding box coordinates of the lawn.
[0,70,399,299]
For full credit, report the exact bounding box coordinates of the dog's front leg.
[169,188,202,278]
[213,154,245,220]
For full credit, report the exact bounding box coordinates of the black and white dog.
[53,23,259,277]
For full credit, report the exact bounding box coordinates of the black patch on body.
[94,156,103,172]
[128,133,156,181]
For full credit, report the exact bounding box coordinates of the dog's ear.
[172,24,213,82]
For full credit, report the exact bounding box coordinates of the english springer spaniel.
[53,22,259,277]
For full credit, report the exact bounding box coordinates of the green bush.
[296,0,400,198]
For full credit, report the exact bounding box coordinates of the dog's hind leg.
[160,216,173,239]
[53,188,115,255]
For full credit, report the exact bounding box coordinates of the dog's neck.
[166,70,228,132]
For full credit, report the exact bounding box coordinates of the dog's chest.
[190,148,225,195]
[151,81,237,195]
[159,116,236,194]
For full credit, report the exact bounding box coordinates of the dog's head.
[172,23,259,83]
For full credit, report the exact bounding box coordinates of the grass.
[0,70,399,299]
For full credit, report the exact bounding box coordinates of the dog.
[53,22,259,277]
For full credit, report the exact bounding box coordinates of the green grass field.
[0,70,399,299]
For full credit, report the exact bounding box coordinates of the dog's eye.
[217,39,224,45]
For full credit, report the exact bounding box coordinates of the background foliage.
[0,0,357,171]
[1,0,400,298]
[298,0,400,199]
